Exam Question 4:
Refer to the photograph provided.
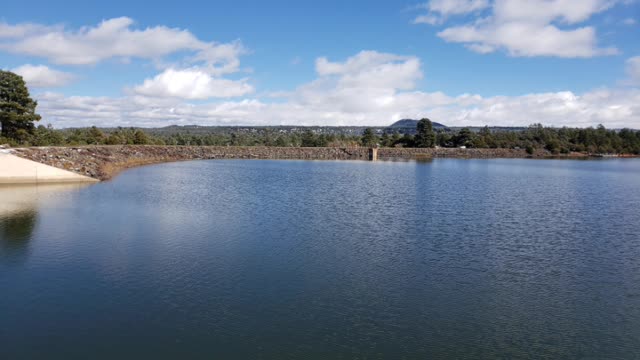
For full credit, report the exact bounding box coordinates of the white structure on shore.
[0,151,98,184]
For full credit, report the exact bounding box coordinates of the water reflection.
[0,184,92,260]
[0,210,37,258]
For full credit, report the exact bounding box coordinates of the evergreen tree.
[0,70,41,140]
[133,129,150,145]
[414,118,436,148]
[455,127,474,147]
[301,130,317,147]
[361,128,377,147]
[380,133,391,147]
[87,126,105,145]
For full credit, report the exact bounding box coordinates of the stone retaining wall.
[12,146,371,180]
[12,145,549,181]
[378,147,531,159]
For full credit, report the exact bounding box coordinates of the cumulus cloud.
[133,68,254,99]
[0,17,245,67]
[29,51,640,129]
[414,0,622,57]
[288,51,424,116]
[428,89,640,128]
[11,64,75,88]
[0,17,253,100]
[315,51,422,90]
[0,17,256,100]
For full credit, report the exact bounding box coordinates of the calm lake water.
[1,159,640,359]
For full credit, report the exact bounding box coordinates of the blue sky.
[1,0,639,128]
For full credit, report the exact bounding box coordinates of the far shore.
[6,145,637,182]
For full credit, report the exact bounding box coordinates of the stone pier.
[369,148,378,161]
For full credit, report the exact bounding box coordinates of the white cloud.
[11,64,75,88]
[492,0,615,24]
[626,56,640,84]
[414,0,622,57]
[428,0,490,15]
[133,68,254,99]
[0,22,58,38]
[30,51,640,129]
[414,0,490,24]
[188,41,247,76]
[413,15,444,25]
[289,51,423,115]
[1,18,252,100]
[439,22,617,57]
[0,17,245,68]
[622,18,636,25]
[33,87,640,129]
[315,51,422,90]
[429,89,640,128]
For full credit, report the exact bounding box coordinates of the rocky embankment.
[11,145,553,181]
[379,147,540,159]
[12,146,370,180]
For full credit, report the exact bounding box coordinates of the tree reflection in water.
[0,210,37,259]
[0,183,91,261]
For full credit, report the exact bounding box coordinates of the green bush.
[525,145,535,155]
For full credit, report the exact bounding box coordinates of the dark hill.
[389,119,447,129]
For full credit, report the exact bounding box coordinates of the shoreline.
[6,145,637,182]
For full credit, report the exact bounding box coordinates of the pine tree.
[0,70,41,140]
[414,118,436,148]
[361,128,377,147]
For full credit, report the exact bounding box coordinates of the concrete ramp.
[0,151,98,184]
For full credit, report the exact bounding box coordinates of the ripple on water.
[1,158,640,359]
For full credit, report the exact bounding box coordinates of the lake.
[1,159,640,359]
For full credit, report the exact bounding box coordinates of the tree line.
[3,121,637,155]
[1,125,364,148]
[379,119,640,155]
[2,70,639,154]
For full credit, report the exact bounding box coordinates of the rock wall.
[12,146,371,180]
[378,147,532,159]
[12,145,546,181]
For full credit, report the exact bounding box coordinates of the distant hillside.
[388,120,529,133]
[85,122,530,138]
[389,119,448,129]
[144,125,376,136]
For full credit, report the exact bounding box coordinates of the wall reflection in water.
[0,183,91,260]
